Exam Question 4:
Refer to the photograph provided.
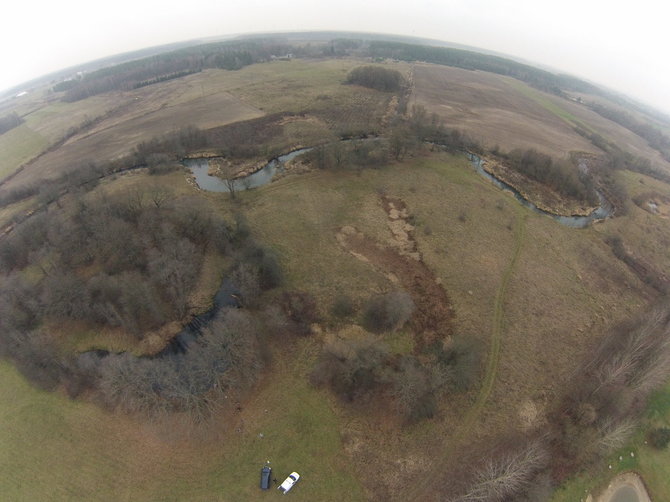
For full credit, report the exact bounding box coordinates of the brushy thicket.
[0,184,292,419]
[96,308,264,420]
[311,290,479,423]
[446,302,670,501]
[505,148,598,204]
[0,191,231,336]
[345,65,405,92]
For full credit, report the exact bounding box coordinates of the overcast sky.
[3,0,670,114]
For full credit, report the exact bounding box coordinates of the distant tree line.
[55,39,307,102]
[51,79,79,92]
[364,41,599,96]
[133,69,201,89]
[345,65,405,92]
[588,102,670,162]
[0,112,23,135]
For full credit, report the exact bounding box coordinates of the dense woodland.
[364,40,600,96]
[0,112,23,135]
[345,65,405,92]
[0,184,286,417]
[54,39,300,101]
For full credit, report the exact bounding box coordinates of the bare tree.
[149,186,172,208]
[456,439,549,502]
[224,178,237,199]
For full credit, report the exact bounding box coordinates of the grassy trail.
[408,208,527,501]
[470,209,526,416]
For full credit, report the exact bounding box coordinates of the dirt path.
[473,209,526,415]
[406,207,527,501]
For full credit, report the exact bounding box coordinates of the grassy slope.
[2,58,669,500]
[551,168,670,501]
[241,150,650,499]
[0,124,49,179]
[0,337,363,501]
[0,147,660,501]
[0,93,124,181]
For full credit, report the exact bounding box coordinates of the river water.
[183,148,313,193]
[185,146,611,228]
[466,153,612,228]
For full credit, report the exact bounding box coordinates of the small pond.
[610,485,639,502]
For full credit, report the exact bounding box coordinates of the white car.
[278,472,300,494]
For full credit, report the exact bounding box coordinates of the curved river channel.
[185,146,612,229]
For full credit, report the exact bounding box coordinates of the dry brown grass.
[410,63,599,157]
[543,91,670,174]
[238,149,651,500]
[7,73,263,189]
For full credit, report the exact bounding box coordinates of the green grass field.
[0,336,364,502]
[552,382,670,501]
[0,124,49,179]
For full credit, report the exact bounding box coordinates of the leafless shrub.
[456,439,549,502]
[310,333,390,401]
[281,291,319,336]
[98,308,263,420]
[596,418,637,453]
[363,290,414,333]
[550,301,670,479]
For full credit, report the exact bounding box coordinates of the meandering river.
[185,145,612,229]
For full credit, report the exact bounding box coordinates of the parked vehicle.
[260,466,272,490]
[278,472,300,494]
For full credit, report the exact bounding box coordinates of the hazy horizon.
[3,0,670,115]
